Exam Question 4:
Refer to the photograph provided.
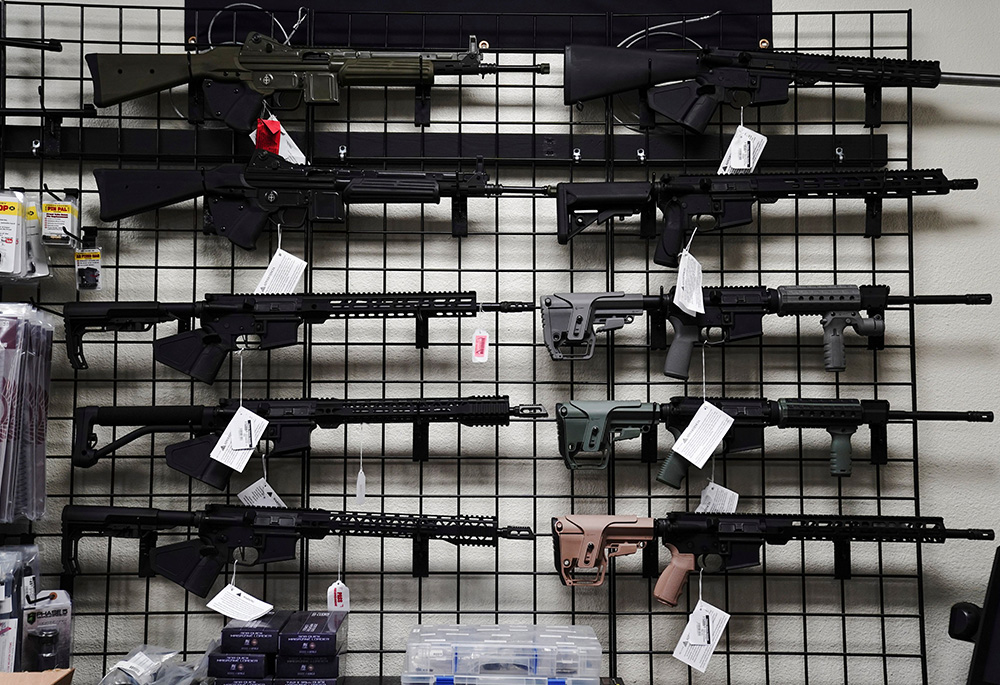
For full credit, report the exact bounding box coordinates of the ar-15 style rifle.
[551,513,993,606]
[95,150,554,250]
[63,291,535,384]
[62,504,534,597]
[73,396,547,489]
[563,44,1000,132]
[555,397,993,484]
[88,33,549,130]
[541,285,991,379]
[556,169,977,268]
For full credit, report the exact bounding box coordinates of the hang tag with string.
[254,224,307,295]
[211,351,269,472]
[675,228,704,316]
[355,424,366,506]
[238,444,287,508]
[671,354,734,470]
[207,561,274,621]
[718,108,767,175]
[249,113,306,165]
[673,569,730,672]
[691,346,739,513]
[327,538,351,613]
[471,303,490,363]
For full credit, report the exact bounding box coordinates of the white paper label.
[21,575,36,606]
[695,482,740,514]
[0,194,23,275]
[718,125,768,175]
[472,328,490,363]
[671,402,735,469]
[249,116,307,165]
[673,599,730,673]
[207,583,274,621]
[238,477,287,508]
[210,406,269,473]
[0,618,16,672]
[254,248,307,294]
[113,651,159,685]
[675,250,705,316]
[355,468,366,506]
[327,580,351,613]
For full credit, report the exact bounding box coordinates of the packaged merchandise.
[274,654,338,679]
[207,649,272,679]
[277,611,348,657]
[222,610,293,654]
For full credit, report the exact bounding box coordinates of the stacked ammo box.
[211,610,348,684]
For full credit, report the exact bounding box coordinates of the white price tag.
[673,599,730,672]
[207,583,274,621]
[695,482,740,514]
[254,248,307,294]
[471,328,490,363]
[327,579,351,613]
[675,250,705,316]
[210,406,269,473]
[355,468,366,506]
[671,402,735,469]
[113,651,159,685]
[238,477,287,508]
[718,125,768,174]
[249,116,306,165]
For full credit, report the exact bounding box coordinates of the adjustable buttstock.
[94,168,206,221]
[154,329,231,384]
[87,52,191,107]
[149,539,225,597]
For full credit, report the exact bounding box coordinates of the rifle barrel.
[482,63,550,74]
[886,293,993,306]
[889,410,994,422]
[939,72,1000,87]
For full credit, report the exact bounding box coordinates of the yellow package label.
[75,251,102,261]
[41,202,79,218]
[0,201,21,216]
[25,205,38,221]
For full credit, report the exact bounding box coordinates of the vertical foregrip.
[826,426,857,477]
[821,318,849,372]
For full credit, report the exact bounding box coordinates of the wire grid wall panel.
[0,3,950,683]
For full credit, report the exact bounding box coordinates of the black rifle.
[88,33,549,130]
[564,44,1000,132]
[73,396,547,489]
[62,504,534,597]
[555,396,993,485]
[552,513,994,606]
[950,547,1000,684]
[557,169,977,268]
[541,285,991,379]
[63,291,535,383]
[95,151,554,250]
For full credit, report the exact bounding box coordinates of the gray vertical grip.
[656,450,690,488]
[663,315,699,380]
[826,426,857,476]
[821,315,848,372]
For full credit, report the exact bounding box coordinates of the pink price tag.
[472,328,489,363]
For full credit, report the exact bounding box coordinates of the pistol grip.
[653,202,685,268]
[664,315,699,380]
[654,547,696,606]
[656,450,689,489]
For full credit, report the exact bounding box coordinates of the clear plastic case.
[401,624,602,685]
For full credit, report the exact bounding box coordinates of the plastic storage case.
[401,624,602,685]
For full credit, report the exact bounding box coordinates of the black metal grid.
[0,4,952,683]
